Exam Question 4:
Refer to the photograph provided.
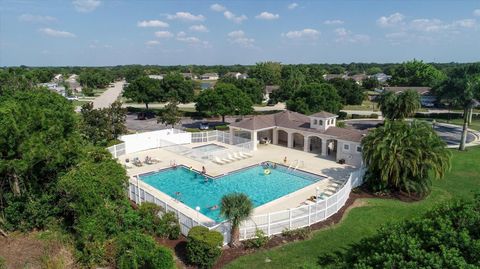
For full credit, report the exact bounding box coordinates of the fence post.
[308,205,311,225]
[289,208,292,229]
[267,213,271,236]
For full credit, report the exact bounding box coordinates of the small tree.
[286,83,342,115]
[220,193,253,247]
[123,76,160,110]
[157,100,182,128]
[361,120,451,196]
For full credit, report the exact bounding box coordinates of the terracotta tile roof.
[384,86,432,95]
[229,110,365,142]
[310,111,337,118]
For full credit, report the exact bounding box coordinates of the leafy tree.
[328,78,365,105]
[319,195,480,268]
[219,76,264,104]
[220,193,253,247]
[248,62,282,85]
[304,65,326,84]
[286,83,342,115]
[365,66,383,75]
[378,90,421,120]
[362,76,380,90]
[389,60,446,87]
[271,67,306,103]
[361,120,451,195]
[435,63,480,150]
[80,101,127,145]
[78,69,113,89]
[160,72,195,103]
[123,76,161,110]
[157,100,182,128]
[195,83,253,122]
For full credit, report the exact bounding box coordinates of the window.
[356,146,362,153]
[314,119,317,125]
[319,120,323,126]
[343,144,350,151]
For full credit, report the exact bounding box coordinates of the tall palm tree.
[378,90,420,120]
[220,193,253,247]
[361,120,451,196]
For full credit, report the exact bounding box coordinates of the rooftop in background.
[383,86,432,95]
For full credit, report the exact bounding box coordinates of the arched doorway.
[308,136,322,154]
[292,133,304,150]
[277,129,288,147]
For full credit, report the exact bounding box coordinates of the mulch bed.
[155,189,422,268]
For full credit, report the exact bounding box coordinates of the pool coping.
[136,162,328,223]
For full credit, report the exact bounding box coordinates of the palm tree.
[220,193,253,247]
[378,90,420,120]
[361,120,451,196]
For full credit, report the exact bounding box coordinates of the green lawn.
[343,100,379,111]
[72,100,90,107]
[419,118,480,131]
[226,146,480,269]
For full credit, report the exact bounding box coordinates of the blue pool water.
[140,165,323,221]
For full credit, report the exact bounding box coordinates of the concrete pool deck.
[122,143,357,225]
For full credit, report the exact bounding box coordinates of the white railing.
[107,143,126,158]
[238,168,365,240]
[128,177,232,244]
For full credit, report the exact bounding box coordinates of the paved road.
[344,119,476,146]
[92,81,125,109]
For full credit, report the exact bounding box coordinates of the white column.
[304,136,309,152]
[252,131,258,151]
[321,139,327,156]
[229,128,234,145]
[272,129,278,145]
[287,132,293,148]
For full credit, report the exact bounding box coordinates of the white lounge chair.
[226,154,240,161]
[213,157,227,165]
[221,157,233,163]
[233,152,245,160]
[239,152,253,158]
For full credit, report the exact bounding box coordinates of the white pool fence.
[127,167,365,244]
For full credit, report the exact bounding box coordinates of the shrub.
[336,121,346,128]
[186,226,223,269]
[243,229,269,249]
[0,257,5,269]
[281,227,312,240]
[185,128,201,132]
[319,195,480,268]
[214,125,229,131]
[115,231,174,269]
[82,87,94,97]
[369,113,379,119]
[337,111,347,120]
[138,203,180,239]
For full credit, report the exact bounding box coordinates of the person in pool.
[202,166,206,174]
[209,205,219,210]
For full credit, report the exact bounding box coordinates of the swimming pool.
[140,164,324,221]
[192,144,226,153]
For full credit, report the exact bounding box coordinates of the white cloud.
[137,20,169,28]
[210,3,226,12]
[255,11,279,20]
[189,24,209,32]
[19,14,56,23]
[334,27,370,44]
[154,31,173,38]
[176,32,210,47]
[377,12,405,27]
[224,11,247,24]
[72,0,101,13]
[282,28,320,40]
[452,19,476,28]
[324,19,344,25]
[227,30,255,47]
[288,3,298,10]
[39,28,76,38]
[410,19,446,32]
[474,9,480,16]
[166,12,205,22]
[145,40,160,46]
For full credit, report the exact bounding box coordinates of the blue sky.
[1,0,480,66]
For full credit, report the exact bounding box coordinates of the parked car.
[199,122,209,130]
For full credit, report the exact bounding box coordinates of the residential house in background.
[38,82,66,97]
[148,74,164,80]
[263,85,280,103]
[65,74,80,93]
[372,73,392,83]
[182,73,198,80]
[200,73,219,80]
[224,72,248,79]
[53,74,63,82]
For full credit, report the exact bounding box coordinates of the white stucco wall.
[336,140,363,167]
[120,129,191,154]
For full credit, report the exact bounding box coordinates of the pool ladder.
[287,160,304,172]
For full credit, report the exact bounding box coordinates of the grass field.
[226,146,480,269]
